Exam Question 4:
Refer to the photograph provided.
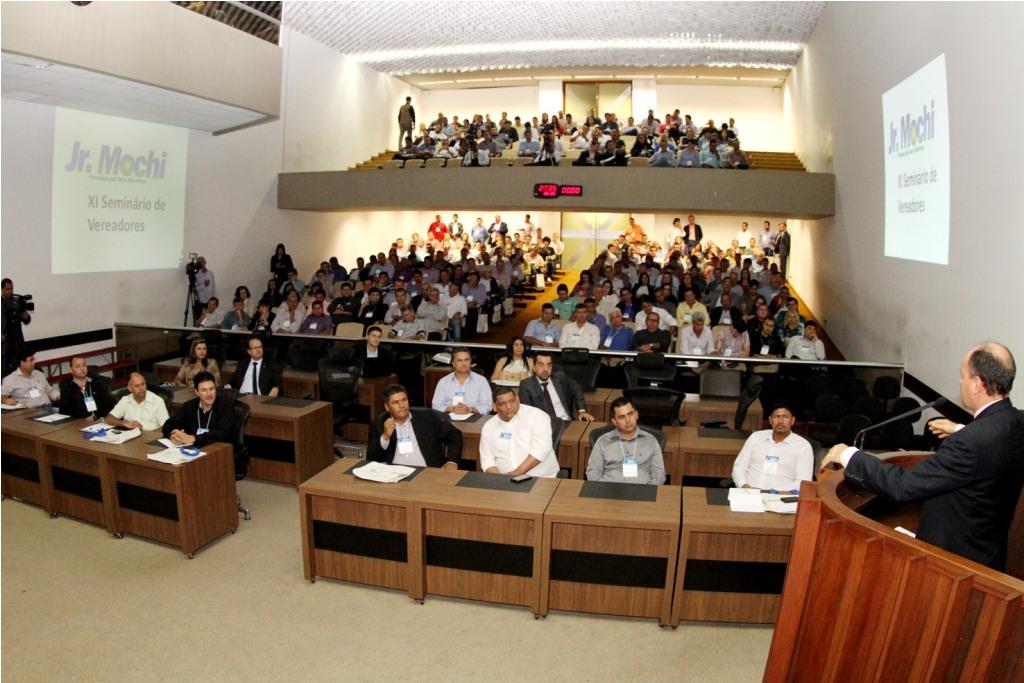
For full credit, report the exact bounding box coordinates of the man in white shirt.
[785,320,826,360]
[559,304,600,350]
[229,336,281,397]
[732,404,814,491]
[736,222,752,248]
[479,386,559,478]
[1,347,59,407]
[192,255,216,322]
[106,372,170,431]
[679,312,714,355]
[196,297,224,329]
[430,348,493,416]
[441,282,467,342]
[272,292,306,334]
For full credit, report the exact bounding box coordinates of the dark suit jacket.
[519,372,585,420]
[845,398,1024,570]
[775,231,791,256]
[229,358,282,395]
[684,224,703,242]
[367,409,462,467]
[710,305,741,327]
[351,343,395,379]
[58,377,113,419]
[162,396,235,448]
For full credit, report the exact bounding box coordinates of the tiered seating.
[747,152,806,171]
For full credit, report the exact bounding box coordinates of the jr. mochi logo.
[63,141,168,179]
[888,100,936,156]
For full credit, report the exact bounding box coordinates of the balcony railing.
[173,0,280,44]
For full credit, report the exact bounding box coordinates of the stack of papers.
[35,413,70,423]
[352,461,415,483]
[449,412,474,421]
[764,498,799,514]
[81,423,115,434]
[90,428,141,445]
[147,448,207,465]
[728,488,767,513]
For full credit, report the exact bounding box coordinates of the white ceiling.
[283,1,824,76]
[0,52,268,133]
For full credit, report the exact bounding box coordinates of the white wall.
[782,2,1024,405]
[419,86,539,125]
[655,84,785,151]
[281,28,417,170]
[632,79,658,123]
[537,80,563,118]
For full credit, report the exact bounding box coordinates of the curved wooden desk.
[765,453,1024,682]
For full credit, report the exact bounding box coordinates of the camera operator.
[2,278,32,377]
[191,256,216,325]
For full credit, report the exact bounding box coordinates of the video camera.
[11,293,34,317]
[185,252,199,285]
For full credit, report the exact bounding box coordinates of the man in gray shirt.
[586,397,666,484]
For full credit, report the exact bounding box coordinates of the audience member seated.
[249,301,275,334]
[677,141,700,168]
[261,278,283,308]
[560,304,601,350]
[441,282,467,341]
[162,371,234,447]
[196,297,224,329]
[299,301,332,336]
[700,141,723,168]
[786,320,826,360]
[106,372,170,431]
[601,309,634,350]
[220,297,252,331]
[272,292,305,334]
[368,384,462,469]
[352,326,395,378]
[430,348,492,417]
[415,286,446,339]
[1,347,58,407]
[751,318,786,358]
[550,284,577,321]
[58,355,112,419]
[587,397,666,484]
[679,312,713,355]
[175,338,221,387]
[357,287,388,332]
[389,305,427,340]
[774,297,805,330]
[632,312,673,353]
[523,303,561,348]
[731,404,814,491]
[480,386,559,478]
[572,140,602,166]
[491,337,534,384]
[229,336,281,396]
[710,292,741,327]
[328,281,361,324]
[675,288,708,330]
[716,319,751,358]
[519,351,594,423]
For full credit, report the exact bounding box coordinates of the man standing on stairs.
[775,222,791,279]
[397,96,415,150]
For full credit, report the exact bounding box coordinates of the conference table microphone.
[853,397,947,450]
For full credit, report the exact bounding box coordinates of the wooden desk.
[675,426,746,486]
[556,420,588,479]
[413,468,559,614]
[422,365,450,408]
[540,479,681,625]
[281,369,319,399]
[583,388,615,421]
[36,425,236,557]
[171,391,334,486]
[578,422,682,484]
[239,396,334,486]
[299,457,426,598]
[1,410,91,511]
[671,487,794,625]
[682,397,763,431]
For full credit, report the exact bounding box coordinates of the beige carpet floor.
[2,473,772,682]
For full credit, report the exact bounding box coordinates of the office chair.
[557,348,601,391]
[623,387,686,428]
[836,413,872,447]
[809,393,850,446]
[230,398,252,521]
[317,356,368,449]
[699,375,764,438]
[889,396,920,418]
[550,416,568,478]
[146,383,175,414]
[872,375,901,411]
[851,396,886,424]
[623,352,676,389]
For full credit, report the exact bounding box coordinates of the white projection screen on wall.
[51,107,188,274]
[882,54,950,265]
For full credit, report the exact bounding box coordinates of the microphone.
[854,397,947,450]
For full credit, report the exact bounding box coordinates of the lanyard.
[197,406,213,432]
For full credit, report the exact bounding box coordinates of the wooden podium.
[765,453,1024,682]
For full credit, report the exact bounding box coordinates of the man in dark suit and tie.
[774,222,792,280]
[229,336,282,397]
[368,384,462,468]
[820,342,1023,571]
[518,351,595,423]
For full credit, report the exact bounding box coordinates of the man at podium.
[821,342,1023,571]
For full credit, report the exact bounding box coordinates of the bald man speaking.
[820,342,1023,571]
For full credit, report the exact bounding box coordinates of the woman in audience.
[270,243,293,286]
[632,271,652,299]
[174,338,221,387]
[572,271,594,300]
[234,285,256,317]
[780,310,804,341]
[491,337,534,385]
[249,300,275,333]
[262,278,283,308]
[596,280,620,317]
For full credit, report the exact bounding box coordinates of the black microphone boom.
[854,397,948,450]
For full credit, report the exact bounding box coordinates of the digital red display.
[533,183,583,198]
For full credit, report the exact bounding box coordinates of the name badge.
[364,311,374,318]
[28,387,41,399]
[764,454,780,475]
[466,295,474,302]
[722,314,731,325]
[452,392,465,406]
[724,347,732,357]
[603,336,613,348]
[691,347,703,355]
[197,428,209,436]
[309,322,317,330]
[760,345,770,355]
[232,324,240,330]
[499,432,512,450]
[84,396,98,413]
[397,435,413,454]
[683,313,692,323]
[622,456,639,478]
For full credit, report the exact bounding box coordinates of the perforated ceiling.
[283,1,824,75]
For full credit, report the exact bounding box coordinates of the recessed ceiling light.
[454,78,494,83]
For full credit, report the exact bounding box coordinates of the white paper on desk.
[147,447,207,465]
[81,422,115,434]
[448,412,474,421]
[35,413,71,423]
[894,526,916,538]
[728,488,766,513]
[156,438,176,449]
[90,427,141,444]
[493,379,519,387]
[683,393,699,402]
[352,461,415,483]
[764,499,798,514]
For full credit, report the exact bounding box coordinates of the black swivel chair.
[317,356,368,450]
[699,375,764,438]
[557,348,601,391]
[623,387,686,429]
[808,393,848,446]
[836,413,872,447]
[550,416,569,478]
[851,395,886,424]
[587,423,668,482]
[623,352,677,389]
[230,398,252,521]
[872,375,901,412]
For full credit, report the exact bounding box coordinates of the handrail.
[113,321,905,370]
